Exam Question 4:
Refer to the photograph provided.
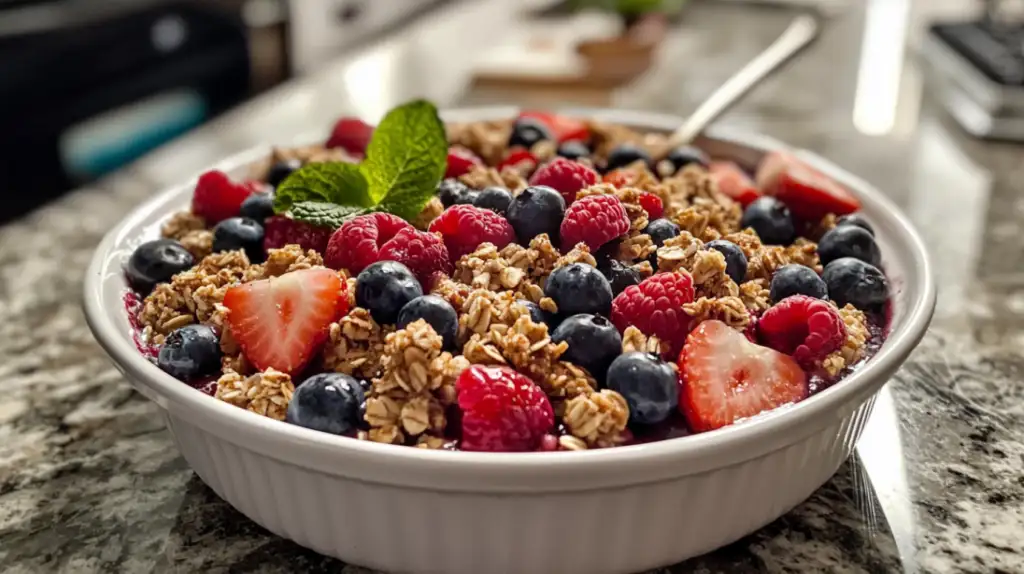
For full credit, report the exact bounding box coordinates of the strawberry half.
[518,111,589,143]
[756,151,860,220]
[754,150,792,194]
[497,148,538,172]
[223,268,347,376]
[709,161,761,207]
[678,320,807,433]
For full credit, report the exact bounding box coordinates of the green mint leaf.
[289,201,365,229]
[361,100,447,221]
[273,162,372,214]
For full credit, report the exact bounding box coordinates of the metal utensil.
[668,14,821,147]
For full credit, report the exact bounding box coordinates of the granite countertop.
[2,1,1023,572]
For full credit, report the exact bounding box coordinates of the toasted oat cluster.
[124,109,889,452]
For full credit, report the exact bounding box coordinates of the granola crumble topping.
[818,304,870,377]
[412,197,444,230]
[683,296,750,331]
[562,389,630,447]
[178,230,214,260]
[322,308,393,380]
[621,326,666,356]
[459,165,506,189]
[215,368,295,421]
[263,244,324,277]
[364,320,457,444]
[137,249,254,343]
[738,280,771,314]
[161,211,206,240]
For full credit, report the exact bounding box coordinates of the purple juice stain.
[122,290,158,359]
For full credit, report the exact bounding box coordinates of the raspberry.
[191,170,254,224]
[324,213,412,273]
[428,205,515,262]
[325,117,373,155]
[560,194,630,251]
[446,147,482,179]
[638,192,663,220]
[456,365,554,452]
[376,228,453,283]
[611,272,695,357]
[263,216,333,254]
[758,295,846,367]
[528,157,598,204]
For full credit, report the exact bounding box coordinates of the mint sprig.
[273,100,447,227]
[274,162,371,213]
[362,100,448,219]
[290,201,366,229]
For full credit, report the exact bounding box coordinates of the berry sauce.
[123,291,158,360]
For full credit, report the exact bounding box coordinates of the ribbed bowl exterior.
[163,394,877,574]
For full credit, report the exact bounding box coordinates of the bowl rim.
[82,106,936,492]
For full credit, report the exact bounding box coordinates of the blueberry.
[285,372,365,436]
[506,185,566,244]
[516,300,558,330]
[508,117,552,149]
[473,186,513,214]
[398,295,459,350]
[545,263,613,317]
[835,213,874,237]
[557,141,590,161]
[212,217,266,263]
[823,258,888,309]
[239,192,275,223]
[551,314,622,383]
[600,259,641,296]
[437,179,477,208]
[644,218,680,248]
[644,218,680,268]
[769,264,827,302]
[606,352,678,425]
[356,261,424,324]
[605,143,652,172]
[266,158,302,188]
[126,239,195,294]
[705,240,748,284]
[740,197,795,245]
[663,146,709,172]
[818,225,880,267]
[157,324,221,381]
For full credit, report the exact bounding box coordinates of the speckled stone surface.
[2,2,1023,573]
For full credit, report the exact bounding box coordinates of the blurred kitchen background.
[1,0,1020,222]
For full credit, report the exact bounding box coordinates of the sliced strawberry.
[446,147,482,179]
[755,150,793,194]
[326,117,374,155]
[518,111,589,143]
[191,170,254,224]
[709,161,761,207]
[223,268,347,376]
[603,168,635,188]
[774,161,860,220]
[678,320,807,432]
[497,148,538,172]
[756,152,860,220]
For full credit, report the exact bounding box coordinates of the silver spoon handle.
[669,14,821,147]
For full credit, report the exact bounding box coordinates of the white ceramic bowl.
[83,108,935,574]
